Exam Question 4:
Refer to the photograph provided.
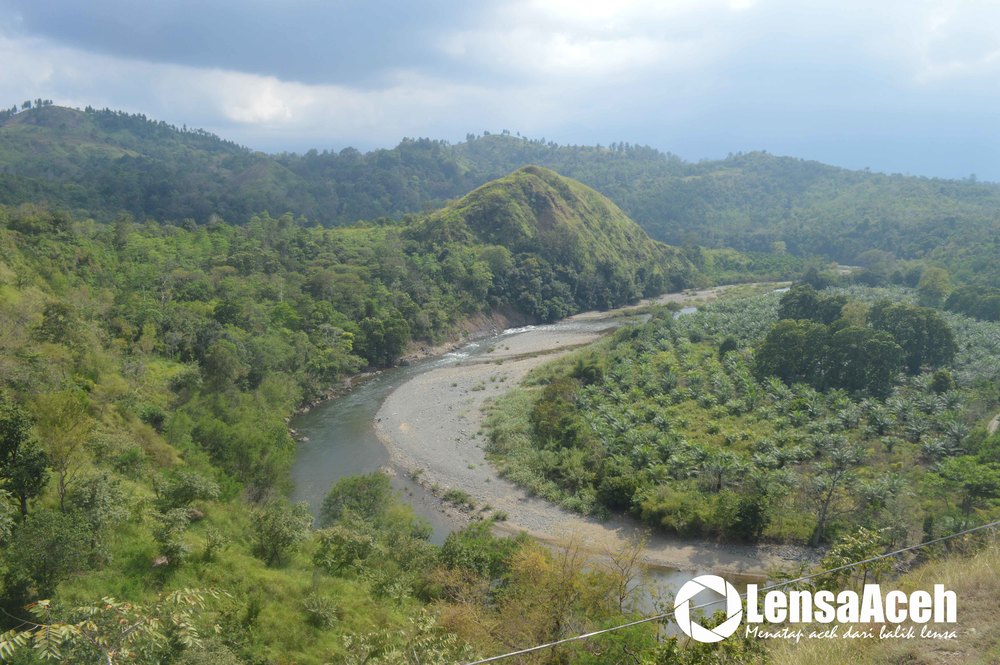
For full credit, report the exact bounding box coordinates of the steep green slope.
[408,166,695,317]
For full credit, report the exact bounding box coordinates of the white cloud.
[0,29,507,145]
[439,0,748,85]
[221,79,301,124]
[0,16,716,150]
[913,1,1000,82]
[0,33,57,90]
[519,0,756,30]
[441,27,694,82]
[859,0,1000,85]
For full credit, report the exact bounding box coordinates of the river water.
[290,310,762,608]
[290,343,479,543]
[290,320,623,543]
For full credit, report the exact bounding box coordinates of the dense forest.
[486,284,1000,546]
[2,106,1000,286]
[0,168,693,492]
[0,169,717,662]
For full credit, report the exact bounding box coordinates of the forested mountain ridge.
[3,105,1000,287]
[0,105,304,224]
[2,106,999,664]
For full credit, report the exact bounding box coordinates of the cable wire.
[463,517,1000,664]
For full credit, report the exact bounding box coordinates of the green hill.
[407,165,694,317]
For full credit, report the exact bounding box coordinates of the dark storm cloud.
[1,0,999,181]
[0,0,489,86]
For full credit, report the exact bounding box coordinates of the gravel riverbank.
[375,284,811,576]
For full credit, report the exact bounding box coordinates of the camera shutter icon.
[674,575,744,643]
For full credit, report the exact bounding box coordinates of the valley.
[0,103,998,664]
[374,285,808,575]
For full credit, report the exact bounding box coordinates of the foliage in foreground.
[0,470,672,664]
[0,589,226,665]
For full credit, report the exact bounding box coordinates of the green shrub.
[442,488,476,510]
[321,473,392,526]
[154,469,220,511]
[302,592,340,628]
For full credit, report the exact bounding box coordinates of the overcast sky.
[2,0,998,180]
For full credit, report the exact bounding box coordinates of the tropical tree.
[754,319,828,387]
[320,473,393,526]
[66,473,129,560]
[807,437,865,546]
[698,450,744,493]
[826,326,902,397]
[314,521,379,575]
[816,527,892,591]
[0,398,49,516]
[778,283,845,323]
[916,266,952,307]
[31,390,93,511]
[4,510,90,596]
[936,456,1000,517]
[869,301,957,373]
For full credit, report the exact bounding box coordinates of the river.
[290,320,621,544]
[290,285,797,607]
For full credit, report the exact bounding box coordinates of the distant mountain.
[3,105,1000,285]
[0,105,305,223]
